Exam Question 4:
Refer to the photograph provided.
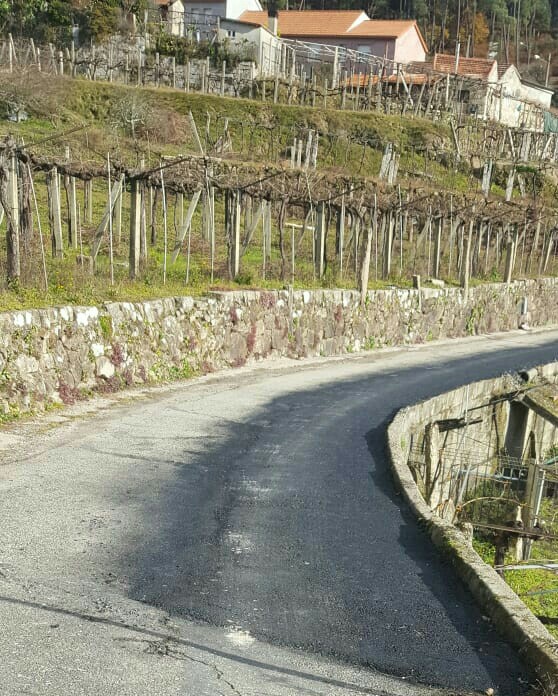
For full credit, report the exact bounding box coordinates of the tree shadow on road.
[118,340,558,696]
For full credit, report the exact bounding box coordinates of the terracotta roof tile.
[240,10,368,37]
[349,19,427,51]
[433,53,496,79]
[349,19,413,37]
[345,72,429,87]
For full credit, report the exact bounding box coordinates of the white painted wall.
[220,20,282,75]
[226,0,262,19]
[183,0,261,19]
[521,82,552,108]
[484,85,544,131]
[185,1,225,17]
[166,0,185,35]
[393,25,426,64]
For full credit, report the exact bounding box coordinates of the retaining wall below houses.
[2,278,558,416]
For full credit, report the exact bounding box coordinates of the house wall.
[521,83,552,108]
[484,85,544,131]
[283,35,396,61]
[220,22,282,74]
[258,29,283,75]
[184,0,260,19]
[392,26,426,64]
[184,0,224,18]
[227,0,262,19]
[165,1,185,35]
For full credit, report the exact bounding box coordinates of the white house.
[187,0,262,19]
[220,18,282,75]
[432,53,554,130]
[154,0,186,35]
[240,11,427,64]
[153,0,262,33]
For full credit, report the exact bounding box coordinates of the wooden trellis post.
[47,167,63,258]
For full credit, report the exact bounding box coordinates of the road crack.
[117,637,244,696]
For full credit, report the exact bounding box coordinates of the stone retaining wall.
[387,367,558,684]
[3,278,558,416]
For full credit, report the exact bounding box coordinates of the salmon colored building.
[239,10,428,64]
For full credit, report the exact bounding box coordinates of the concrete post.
[233,190,241,278]
[314,202,326,279]
[433,216,442,279]
[337,196,345,276]
[6,155,20,282]
[48,167,63,258]
[382,211,393,280]
[504,226,517,284]
[129,179,142,279]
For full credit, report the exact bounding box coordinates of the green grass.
[473,505,558,641]
[0,73,556,310]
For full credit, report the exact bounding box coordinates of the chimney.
[267,4,278,36]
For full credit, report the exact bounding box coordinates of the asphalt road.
[2,329,558,696]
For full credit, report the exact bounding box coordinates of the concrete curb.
[386,386,558,684]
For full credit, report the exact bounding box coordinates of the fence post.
[129,178,142,279]
[314,202,326,279]
[6,155,20,281]
[47,167,63,258]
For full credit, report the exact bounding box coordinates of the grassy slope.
[473,528,558,640]
[0,75,553,310]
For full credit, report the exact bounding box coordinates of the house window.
[357,45,371,54]
[228,29,236,37]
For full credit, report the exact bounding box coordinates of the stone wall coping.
[386,370,558,682]
[5,277,558,327]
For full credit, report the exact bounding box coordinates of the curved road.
[1,329,558,696]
